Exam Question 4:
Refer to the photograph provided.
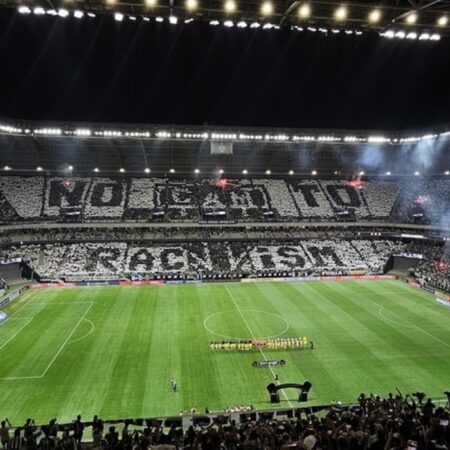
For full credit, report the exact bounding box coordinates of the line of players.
[210,337,308,351]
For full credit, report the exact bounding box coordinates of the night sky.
[1,9,450,130]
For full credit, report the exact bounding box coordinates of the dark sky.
[0,9,449,130]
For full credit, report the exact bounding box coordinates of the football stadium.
[1,1,450,449]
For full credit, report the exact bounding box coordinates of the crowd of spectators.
[3,175,448,225]
[0,393,448,450]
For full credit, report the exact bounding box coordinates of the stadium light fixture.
[68,165,74,171]
[3,165,11,171]
[169,15,178,24]
[94,168,99,173]
[18,6,31,14]
[145,0,157,6]
[261,1,273,16]
[33,7,46,15]
[406,12,417,24]
[334,6,347,21]
[242,169,248,175]
[311,170,317,175]
[36,166,43,172]
[298,3,311,19]
[144,168,151,173]
[87,12,96,17]
[266,169,271,175]
[289,170,294,175]
[194,168,200,174]
[186,0,198,11]
[386,171,391,176]
[414,171,420,176]
[225,0,236,13]
[218,169,224,174]
[170,168,175,173]
[437,16,448,27]
[368,9,381,23]
[250,22,261,28]
[224,20,234,27]
[74,10,84,18]
[237,21,247,28]
[106,0,116,4]
[129,15,137,20]
[359,170,365,176]
[445,170,450,175]
[114,12,124,21]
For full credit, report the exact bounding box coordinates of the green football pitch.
[1,279,449,424]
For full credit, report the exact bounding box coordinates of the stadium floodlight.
[359,170,365,176]
[185,0,198,11]
[266,169,271,175]
[114,12,124,21]
[263,23,274,29]
[298,3,311,18]
[119,168,125,173]
[145,0,157,6]
[87,12,96,17]
[74,10,84,18]
[68,165,74,171]
[169,15,178,24]
[382,30,395,38]
[143,16,150,21]
[386,171,391,176]
[106,0,116,4]
[210,20,220,25]
[242,169,248,175]
[237,21,247,28]
[368,9,381,23]
[18,6,31,14]
[170,168,175,173]
[36,166,43,172]
[144,168,151,173]
[3,165,11,171]
[406,32,418,39]
[156,16,164,22]
[218,169,224,174]
[184,18,194,23]
[445,170,450,175]
[437,16,448,27]
[261,1,273,16]
[194,168,200,174]
[395,31,406,39]
[430,34,441,41]
[334,6,347,21]
[250,22,261,28]
[334,171,338,175]
[94,167,99,173]
[419,32,430,40]
[414,171,420,176]
[33,7,46,15]
[48,10,59,16]
[129,15,137,20]
[224,20,234,27]
[311,170,317,176]
[224,0,236,13]
[406,12,417,24]
[289,170,294,175]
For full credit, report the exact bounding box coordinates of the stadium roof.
[5,0,450,37]
[1,117,450,176]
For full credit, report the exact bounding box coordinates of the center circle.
[203,310,290,340]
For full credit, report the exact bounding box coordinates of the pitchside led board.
[211,141,234,155]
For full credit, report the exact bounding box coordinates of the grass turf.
[0,279,449,424]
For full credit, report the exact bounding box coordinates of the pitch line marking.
[225,286,293,408]
[379,306,450,349]
[203,310,289,340]
[0,318,33,352]
[0,302,93,381]
[0,290,44,327]
[377,308,413,329]
[67,319,95,345]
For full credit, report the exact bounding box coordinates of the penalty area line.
[225,285,293,408]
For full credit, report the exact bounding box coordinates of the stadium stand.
[1,393,448,450]
[2,176,445,224]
